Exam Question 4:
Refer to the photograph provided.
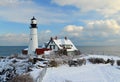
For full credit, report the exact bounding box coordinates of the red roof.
[35,48,51,55]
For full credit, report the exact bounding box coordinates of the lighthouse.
[28,16,38,55]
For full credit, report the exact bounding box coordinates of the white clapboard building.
[45,37,80,55]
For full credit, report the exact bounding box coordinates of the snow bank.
[30,68,42,81]
[42,55,120,82]
[1,54,120,82]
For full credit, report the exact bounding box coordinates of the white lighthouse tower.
[28,16,38,55]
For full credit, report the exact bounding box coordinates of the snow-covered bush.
[49,60,58,67]
[117,60,120,66]
[9,74,33,82]
[68,59,86,67]
[88,58,106,64]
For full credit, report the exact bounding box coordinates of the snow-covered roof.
[53,38,78,51]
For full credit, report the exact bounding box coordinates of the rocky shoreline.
[0,54,47,82]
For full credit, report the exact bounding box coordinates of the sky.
[1,0,120,46]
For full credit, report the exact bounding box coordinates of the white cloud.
[64,25,83,32]
[0,30,53,46]
[0,0,33,7]
[0,0,37,23]
[63,25,83,37]
[52,0,120,16]
[0,0,69,24]
[86,20,120,36]
[62,19,120,45]
[0,33,29,46]
[38,30,53,45]
[1,20,120,46]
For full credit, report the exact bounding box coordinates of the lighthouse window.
[31,38,32,40]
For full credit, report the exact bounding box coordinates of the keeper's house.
[45,37,81,55]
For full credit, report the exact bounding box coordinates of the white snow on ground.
[42,55,120,82]
[0,54,120,82]
[30,68,42,81]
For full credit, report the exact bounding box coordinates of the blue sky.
[1,0,120,46]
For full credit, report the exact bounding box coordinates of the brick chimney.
[55,36,58,40]
[65,36,67,40]
[50,37,53,41]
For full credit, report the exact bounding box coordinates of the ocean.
[0,46,27,56]
[78,46,120,56]
[0,46,120,56]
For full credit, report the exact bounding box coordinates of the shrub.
[68,60,78,67]
[77,58,86,66]
[105,58,115,66]
[9,74,34,82]
[117,60,120,66]
[49,60,58,67]
[88,58,105,64]
[68,59,86,67]
[74,50,81,55]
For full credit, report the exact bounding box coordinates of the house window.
[50,45,52,49]
[50,45,55,49]
[60,44,72,49]
[65,45,72,49]
[53,45,55,49]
